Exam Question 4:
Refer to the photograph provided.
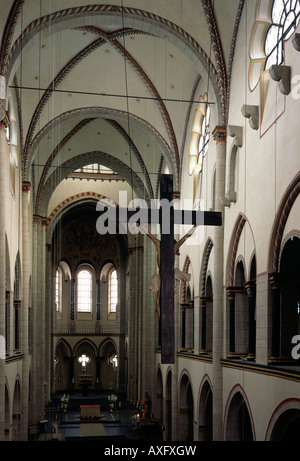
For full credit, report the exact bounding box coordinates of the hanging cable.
[120,0,134,204]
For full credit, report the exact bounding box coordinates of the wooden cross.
[156,175,221,363]
[101,174,222,364]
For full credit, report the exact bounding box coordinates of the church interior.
[0,0,300,442]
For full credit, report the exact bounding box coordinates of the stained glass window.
[265,0,300,69]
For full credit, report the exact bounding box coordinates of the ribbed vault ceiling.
[0,0,245,217]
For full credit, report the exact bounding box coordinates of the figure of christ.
[145,225,196,319]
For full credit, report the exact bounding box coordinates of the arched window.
[189,93,211,175]
[77,269,92,313]
[55,270,62,312]
[109,269,118,314]
[6,89,18,195]
[265,0,300,69]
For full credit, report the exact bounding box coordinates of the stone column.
[200,296,213,353]
[200,297,207,352]
[269,273,281,362]
[32,216,46,422]
[127,235,140,404]
[0,121,7,440]
[141,234,157,413]
[21,181,30,440]
[44,229,52,402]
[194,297,200,355]
[30,217,38,423]
[96,280,101,321]
[70,278,75,322]
[212,126,227,441]
[245,281,256,360]
[227,287,236,356]
[40,219,47,411]
[118,246,127,393]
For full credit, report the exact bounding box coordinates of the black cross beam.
[112,174,222,364]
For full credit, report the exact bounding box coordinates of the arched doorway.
[225,391,254,441]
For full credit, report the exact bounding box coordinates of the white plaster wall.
[176,2,300,441]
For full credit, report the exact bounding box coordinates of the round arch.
[37,149,150,216]
[45,194,117,245]
[26,107,176,185]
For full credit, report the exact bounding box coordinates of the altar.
[80,404,101,419]
[79,374,92,395]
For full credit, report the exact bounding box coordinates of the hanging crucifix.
[147,175,222,363]
[96,174,222,364]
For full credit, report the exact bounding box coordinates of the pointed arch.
[224,385,255,441]
[200,238,214,298]
[228,214,247,287]
[269,172,300,273]
[13,252,21,301]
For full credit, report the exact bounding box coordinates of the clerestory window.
[265,0,300,69]
[77,269,92,313]
[109,269,118,314]
[189,93,211,175]
[55,270,61,312]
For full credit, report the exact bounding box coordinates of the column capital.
[199,296,213,307]
[212,126,227,143]
[22,181,31,193]
[0,111,9,128]
[269,272,280,290]
[33,214,47,225]
[245,280,256,297]
[226,285,244,298]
